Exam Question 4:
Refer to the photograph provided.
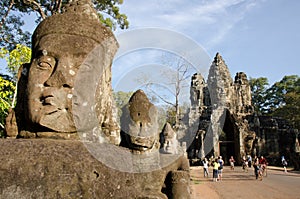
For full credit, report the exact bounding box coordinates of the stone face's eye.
[38,62,51,69]
[37,56,55,70]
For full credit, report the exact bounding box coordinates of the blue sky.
[115,0,300,86]
[1,0,299,87]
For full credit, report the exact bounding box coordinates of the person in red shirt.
[259,156,268,176]
[259,156,267,165]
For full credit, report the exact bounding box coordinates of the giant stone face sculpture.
[8,0,120,143]
[27,35,97,132]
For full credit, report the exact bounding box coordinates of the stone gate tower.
[187,53,255,164]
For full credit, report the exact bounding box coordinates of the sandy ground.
[190,165,300,199]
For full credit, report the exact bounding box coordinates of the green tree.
[0,44,31,79]
[272,91,300,129]
[1,0,129,50]
[113,91,133,121]
[265,75,300,114]
[249,77,269,114]
[0,74,15,135]
[0,44,31,135]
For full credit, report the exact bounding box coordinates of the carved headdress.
[32,0,118,51]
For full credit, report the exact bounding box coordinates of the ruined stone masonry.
[187,53,299,167]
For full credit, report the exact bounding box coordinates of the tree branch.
[23,0,47,20]
[0,0,15,28]
[144,83,175,107]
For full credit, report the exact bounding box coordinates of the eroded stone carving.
[187,53,256,163]
[120,89,160,154]
[6,0,120,143]
[160,122,179,154]
[186,53,298,168]
[120,90,191,198]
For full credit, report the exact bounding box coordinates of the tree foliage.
[265,75,299,114]
[1,0,129,50]
[0,0,31,50]
[250,75,300,129]
[0,44,31,79]
[249,77,269,114]
[113,91,133,120]
[0,74,15,134]
[272,91,300,130]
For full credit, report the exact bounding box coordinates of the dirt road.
[190,166,300,199]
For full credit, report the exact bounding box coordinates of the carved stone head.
[160,122,178,154]
[22,0,119,135]
[120,90,160,154]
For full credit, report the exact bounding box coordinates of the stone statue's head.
[120,90,160,154]
[160,123,178,154]
[24,0,118,133]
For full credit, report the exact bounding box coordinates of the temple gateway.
[183,53,299,167]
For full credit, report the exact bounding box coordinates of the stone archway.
[218,109,240,165]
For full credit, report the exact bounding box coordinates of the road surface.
[190,165,300,199]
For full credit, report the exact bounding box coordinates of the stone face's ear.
[4,108,18,138]
[14,63,30,134]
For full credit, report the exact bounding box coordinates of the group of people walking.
[201,156,224,182]
[239,155,269,180]
[201,154,288,181]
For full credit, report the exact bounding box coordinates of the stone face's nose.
[44,61,74,88]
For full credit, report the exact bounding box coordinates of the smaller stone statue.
[120,90,191,199]
[120,89,160,154]
[160,122,179,154]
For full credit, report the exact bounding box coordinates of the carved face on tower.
[27,35,98,132]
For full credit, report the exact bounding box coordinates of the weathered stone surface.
[119,90,191,198]
[186,53,256,163]
[160,123,179,154]
[186,52,299,168]
[5,0,120,144]
[233,72,253,115]
[247,115,300,169]
[120,89,160,154]
[0,139,169,199]
[4,109,18,138]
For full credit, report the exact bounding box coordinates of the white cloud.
[119,0,262,49]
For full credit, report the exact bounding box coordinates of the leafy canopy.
[0,0,129,50]
[0,74,15,132]
[0,44,31,79]
[250,75,300,129]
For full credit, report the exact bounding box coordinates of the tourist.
[212,159,220,182]
[259,156,267,169]
[209,155,214,167]
[229,156,235,170]
[247,155,252,168]
[242,155,248,172]
[218,156,224,181]
[281,156,288,173]
[202,158,209,177]
[253,157,262,180]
